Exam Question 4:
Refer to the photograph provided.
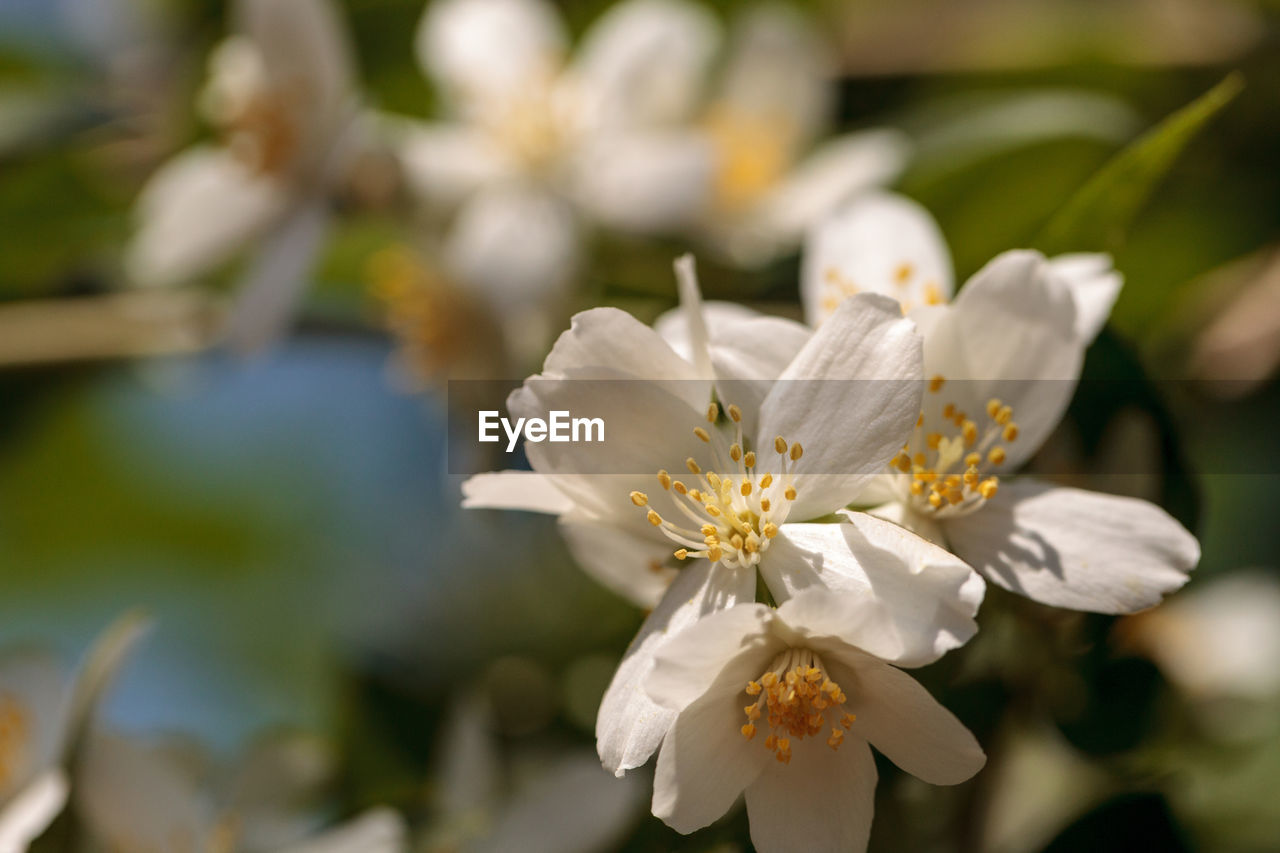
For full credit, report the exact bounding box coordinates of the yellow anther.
[707,472,722,489]
[910,481,925,496]
[894,262,914,284]
[926,432,943,450]
[965,452,981,468]
[657,470,671,490]
[916,412,924,427]
[707,402,719,423]
[988,446,1006,465]
[705,504,721,517]
[762,522,779,538]
[759,473,773,489]
[746,680,763,695]
[674,549,688,560]
[646,510,662,526]
[913,452,926,467]
[730,533,744,550]
[893,453,912,472]
[708,545,722,561]
[728,404,742,423]
[740,481,752,496]
[774,436,788,454]
[929,375,946,393]
[694,427,711,443]
[827,729,845,749]
[943,403,956,418]
[629,491,648,507]
[790,443,803,461]
[924,282,944,305]
[743,451,756,468]
[928,492,943,508]
[979,478,999,499]
[996,405,1013,426]
[962,420,978,446]
[761,672,779,688]
[784,486,797,501]
[729,444,742,462]
[986,398,1002,419]
[700,524,716,536]
[686,458,701,474]
[741,723,756,740]
[673,480,688,495]
[1003,423,1019,442]
[760,498,771,512]
[946,488,965,505]
[841,713,856,728]
[964,469,979,488]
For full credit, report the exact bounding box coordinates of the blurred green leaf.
[1035,73,1244,255]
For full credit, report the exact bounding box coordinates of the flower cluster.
[464,223,1199,848]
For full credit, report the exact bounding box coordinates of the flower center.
[630,402,801,571]
[739,648,856,764]
[889,375,1018,517]
[0,691,31,792]
[705,105,795,211]
[479,76,577,174]
[820,263,945,319]
[201,39,302,177]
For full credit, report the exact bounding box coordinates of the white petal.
[718,5,834,149]
[743,738,876,853]
[275,809,407,853]
[752,130,911,251]
[827,655,985,785]
[1049,253,1123,341]
[236,0,356,136]
[924,250,1083,468]
[654,300,761,368]
[645,603,778,711]
[801,191,953,326]
[0,769,68,853]
[764,514,983,667]
[651,653,772,833]
[444,184,581,333]
[396,121,513,206]
[572,0,719,129]
[943,479,1198,614]
[75,733,210,850]
[756,294,923,520]
[461,471,575,514]
[569,130,715,233]
[223,199,331,353]
[472,753,644,853]
[127,147,289,288]
[596,562,755,776]
[558,514,678,609]
[416,0,565,113]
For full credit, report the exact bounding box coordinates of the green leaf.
[1034,73,1244,255]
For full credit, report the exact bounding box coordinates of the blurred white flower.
[799,191,1199,613]
[644,589,984,853]
[0,614,148,853]
[694,5,909,266]
[126,0,368,351]
[1122,570,1280,700]
[464,257,984,777]
[401,0,720,330]
[423,693,645,853]
[76,730,406,853]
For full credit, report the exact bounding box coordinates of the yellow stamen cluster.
[889,381,1019,515]
[0,692,30,789]
[705,105,795,211]
[741,650,856,763]
[632,402,802,570]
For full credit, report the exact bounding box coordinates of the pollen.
[929,375,946,393]
[742,649,857,760]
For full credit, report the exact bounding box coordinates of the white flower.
[401,0,720,325]
[799,191,1200,613]
[76,731,406,853]
[694,5,909,266]
[127,0,366,350]
[464,257,985,776]
[645,589,985,853]
[0,614,147,853]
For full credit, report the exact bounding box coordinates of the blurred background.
[1,0,1279,850]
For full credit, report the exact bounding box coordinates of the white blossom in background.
[694,5,909,266]
[464,257,984,777]
[76,730,406,853]
[400,0,721,353]
[798,191,1199,612]
[127,0,369,351]
[0,614,148,853]
[645,589,984,853]
[423,693,645,853]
